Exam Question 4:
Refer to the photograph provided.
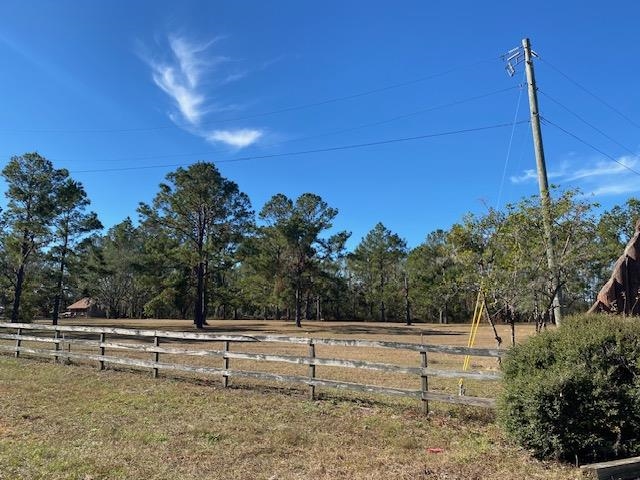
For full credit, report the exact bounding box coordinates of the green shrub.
[498,314,640,463]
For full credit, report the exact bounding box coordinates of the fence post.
[308,339,316,400]
[54,329,60,363]
[420,350,429,415]
[14,328,22,358]
[59,333,70,365]
[99,333,106,371]
[153,335,159,378]
[222,341,230,387]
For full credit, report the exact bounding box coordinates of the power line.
[496,79,525,210]
[44,85,518,166]
[72,120,530,174]
[538,57,640,130]
[541,116,640,177]
[539,89,637,155]
[4,57,499,134]
[315,86,519,142]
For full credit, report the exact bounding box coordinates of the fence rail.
[0,322,503,411]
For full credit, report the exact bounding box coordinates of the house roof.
[67,297,94,310]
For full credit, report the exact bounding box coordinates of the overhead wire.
[288,85,520,148]
[3,57,500,134]
[495,76,525,209]
[538,57,640,130]
[539,89,637,156]
[47,85,519,166]
[512,127,529,177]
[71,120,530,174]
[541,116,640,177]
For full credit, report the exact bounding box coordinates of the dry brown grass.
[0,319,579,479]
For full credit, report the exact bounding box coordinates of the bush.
[498,314,640,463]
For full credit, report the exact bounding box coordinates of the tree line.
[1,153,637,328]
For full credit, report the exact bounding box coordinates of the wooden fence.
[0,322,503,412]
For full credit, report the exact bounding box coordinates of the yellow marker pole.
[460,290,484,395]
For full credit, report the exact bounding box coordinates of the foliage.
[138,162,253,328]
[348,222,407,321]
[1,150,639,325]
[257,193,349,327]
[498,314,640,463]
[437,189,602,324]
[82,218,147,319]
[407,229,465,323]
[49,178,102,324]
[1,153,68,322]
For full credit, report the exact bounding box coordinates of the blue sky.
[0,1,639,248]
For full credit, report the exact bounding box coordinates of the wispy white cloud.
[510,154,640,197]
[151,64,205,123]
[167,35,222,88]
[207,129,263,148]
[510,169,537,184]
[143,34,263,149]
[591,181,640,196]
[565,157,637,182]
[221,72,248,85]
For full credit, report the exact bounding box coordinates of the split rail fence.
[0,322,503,412]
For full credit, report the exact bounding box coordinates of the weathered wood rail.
[0,322,503,411]
[580,456,640,480]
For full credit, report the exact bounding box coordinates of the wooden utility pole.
[522,37,563,325]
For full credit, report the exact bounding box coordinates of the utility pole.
[521,37,563,325]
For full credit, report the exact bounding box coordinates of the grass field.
[0,319,581,479]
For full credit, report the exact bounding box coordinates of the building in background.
[65,298,106,318]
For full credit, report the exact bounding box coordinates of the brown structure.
[589,220,640,315]
[65,297,105,318]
